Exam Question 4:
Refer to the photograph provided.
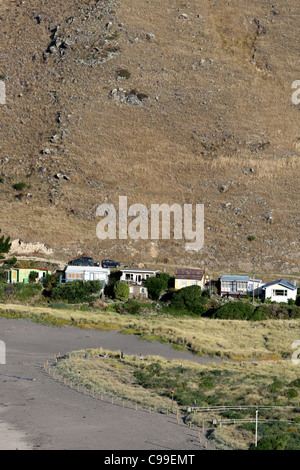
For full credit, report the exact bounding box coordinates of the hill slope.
[0,0,299,274]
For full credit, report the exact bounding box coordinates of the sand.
[0,420,32,450]
[0,317,211,450]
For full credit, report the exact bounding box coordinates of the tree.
[0,229,11,258]
[113,281,129,301]
[171,285,207,315]
[104,270,122,298]
[28,271,38,283]
[145,276,166,300]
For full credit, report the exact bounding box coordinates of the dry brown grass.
[1,302,300,360]
[0,0,299,275]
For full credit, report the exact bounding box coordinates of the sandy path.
[0,317,213,450]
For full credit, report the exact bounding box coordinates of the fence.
[43,355,215,450]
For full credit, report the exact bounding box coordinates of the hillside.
[0,0,299,275]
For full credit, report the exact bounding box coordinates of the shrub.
[254,304,300,320]
[28,271,38,283]
[286,389,298,400]
[249,436,287,450]
[145,276,167,300]
[269,380,283,393]
[51,280,103,303]
[116,68,131,80]
[104,270,122,298]
[170,285,207,315]
[212,301,256,320]
[289,379,300,388]
[118,301,142,315]
[113,281,129,301]
[13,181,27,191]
[0,229,11,257]
[199,378,215,389]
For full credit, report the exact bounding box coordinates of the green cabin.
[8,268,51,284]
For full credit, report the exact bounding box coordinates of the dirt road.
[0,317,214,450]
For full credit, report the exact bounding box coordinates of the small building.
[174,268,205,290]
[65,265,110,285]
[220,275,250,297]
[248,278,263,297]
[129,284,149,300]
[120,269,159,285]
[7,268,51,284]
[261,279,298,303]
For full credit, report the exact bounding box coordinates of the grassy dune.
[1,302,300,360]
[52,348,300,451]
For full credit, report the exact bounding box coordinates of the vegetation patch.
[53,350,300,449]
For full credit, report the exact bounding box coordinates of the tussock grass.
[53,350,300,425]
[1,303,300,359]
[54,349,173,413]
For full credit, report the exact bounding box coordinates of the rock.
[55,173,70,181]
[50,135,59,143]
[262,211,274,224]
[41,148,57,155]
[90,300,108,309]
[109,88,148,106]
[145,33,156,42]
[1,157,9,166]
[219,184,229,193]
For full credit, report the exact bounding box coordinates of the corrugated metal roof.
[121,269,159,273]
[262,279,298,290]
[175,268,205,280]
[66,266,110,273]
[220,275,250,282]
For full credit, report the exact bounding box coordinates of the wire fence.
[42,355,216,450]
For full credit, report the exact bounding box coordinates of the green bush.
[104,270,122,298]
[286,389,298,400]
[170,285,207,315]
[113,281,129,301]
[254,304,300,320]
[249,436,288,450]
[199,377,215,389]
[51,280,103,303]
[0,229,11,257]
[289,379,300,388]
[118,300,142,315]
[269,380,283,393]
[13,181,27,191]
[212,301,256,320]
[28,271,38,283]
[145,276,167,300]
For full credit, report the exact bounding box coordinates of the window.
[272,289,287,296]
[222,281,232,289]
[237,281,247,291]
